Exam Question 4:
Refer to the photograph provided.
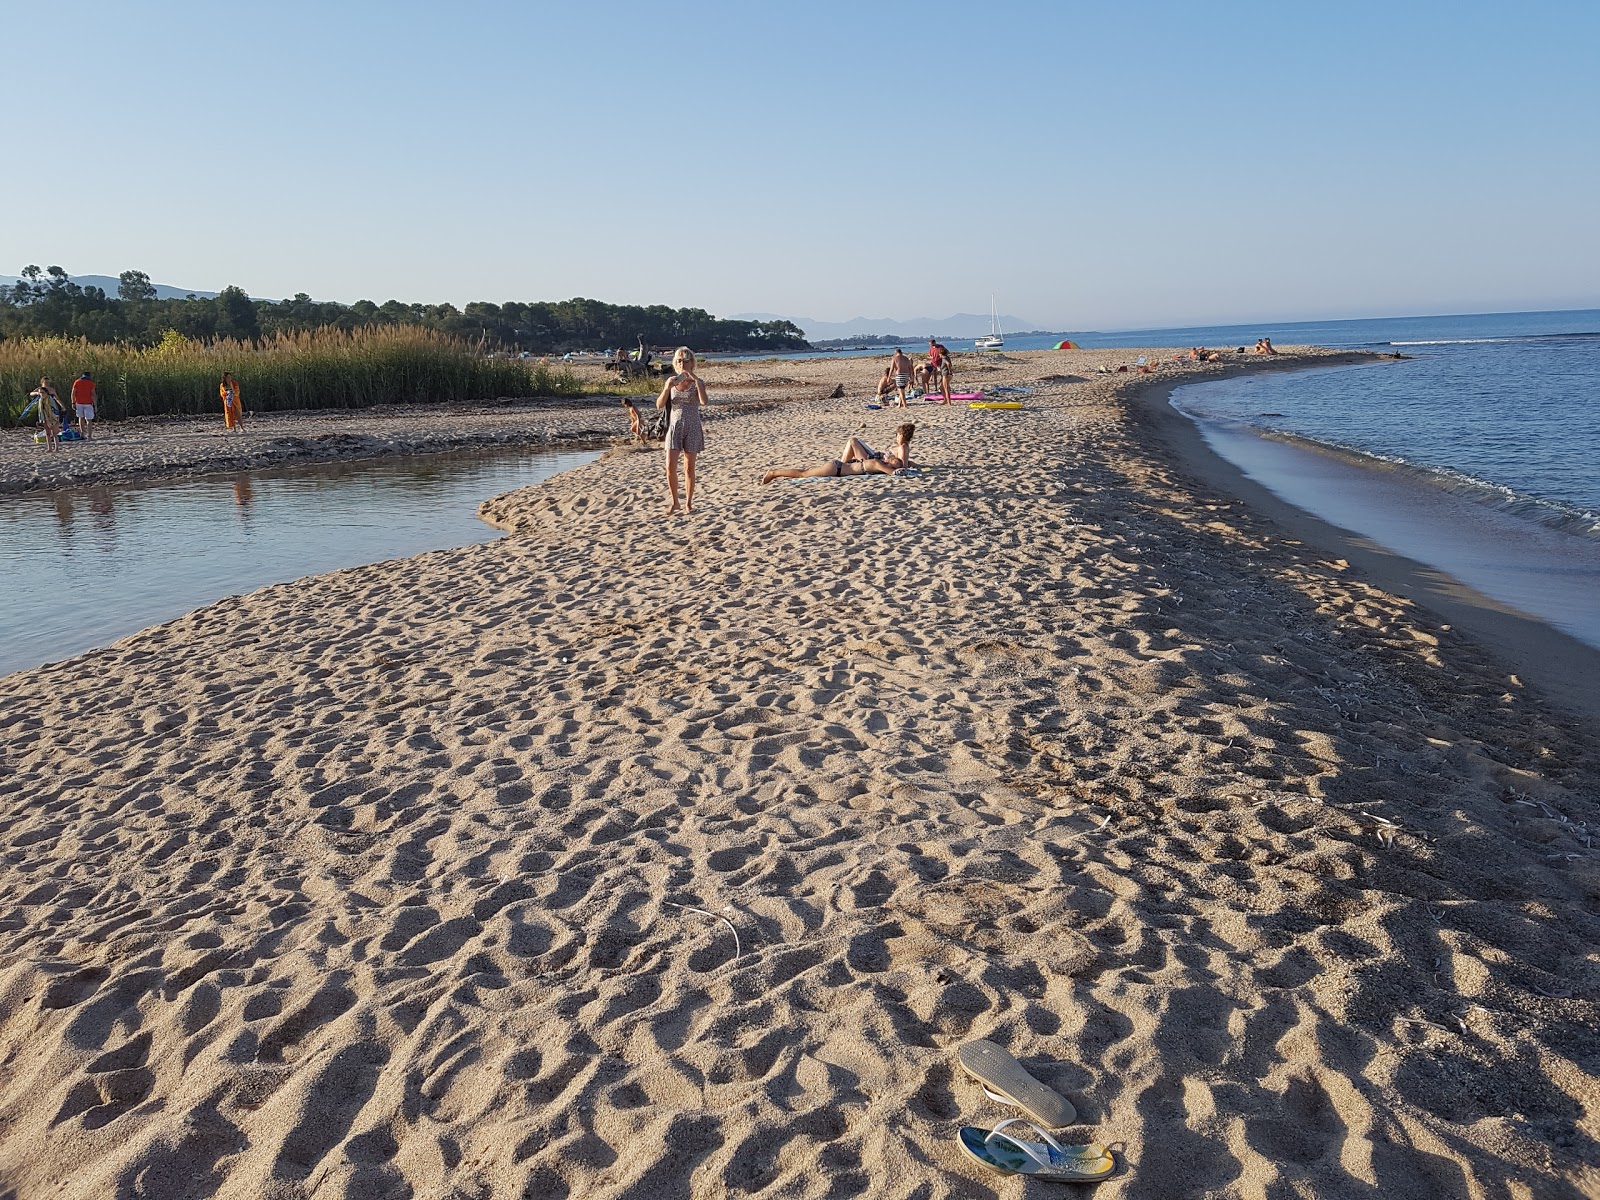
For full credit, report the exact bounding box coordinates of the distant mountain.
[0,273,219,300]
[733,312,1034,341]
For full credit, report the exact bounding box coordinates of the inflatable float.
[969,401,1023,410]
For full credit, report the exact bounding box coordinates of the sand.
[1,347,1596,1199]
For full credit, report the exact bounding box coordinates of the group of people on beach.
[26,371,244,448]
[25,374,96,451]
[624,345,920,514]
[1181,339,1274,363]
[876,340,954,407]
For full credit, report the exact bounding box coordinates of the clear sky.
[8,0,1598,331]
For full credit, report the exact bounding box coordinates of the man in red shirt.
[70,373,96,440]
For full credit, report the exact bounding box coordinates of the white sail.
[975,297,1004,350]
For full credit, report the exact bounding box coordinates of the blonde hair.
[672,346,695,373]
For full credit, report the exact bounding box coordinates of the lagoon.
[0,447,596,678]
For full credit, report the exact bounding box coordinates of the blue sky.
[8,0,1597,330]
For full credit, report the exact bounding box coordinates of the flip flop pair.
[956,1039,1119,1183]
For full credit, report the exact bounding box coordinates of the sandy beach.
[2,347,1596,1199]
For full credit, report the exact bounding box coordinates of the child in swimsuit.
[30,378,62,452]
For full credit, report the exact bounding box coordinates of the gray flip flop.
[957,1039,1077,1128]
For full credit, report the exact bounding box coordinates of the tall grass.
[0,326,584,427]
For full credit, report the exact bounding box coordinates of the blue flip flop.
[957,1120,1116,1181]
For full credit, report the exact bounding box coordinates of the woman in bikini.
[761,423,915,485]
[655,346,708,514]
[760,457,901,485]
[839,422,916,470]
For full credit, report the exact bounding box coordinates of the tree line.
[0,266,810,354]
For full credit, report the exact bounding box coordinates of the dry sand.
[1,348,1596,1199]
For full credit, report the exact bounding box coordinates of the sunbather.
[840,422,917,470]
[760,457,901,484]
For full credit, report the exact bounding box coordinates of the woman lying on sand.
[760,457,900,484]
[761,423,916,484]
[841,422,916,469]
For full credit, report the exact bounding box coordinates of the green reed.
[0,327,585,427]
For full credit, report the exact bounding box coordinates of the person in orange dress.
[219,372,244,432]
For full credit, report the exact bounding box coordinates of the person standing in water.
[656,347,707,514]
[219,372,244,432]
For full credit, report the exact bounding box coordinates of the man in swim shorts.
[70,372,96,440]
[874,366,898,404]
[888,349,914,409]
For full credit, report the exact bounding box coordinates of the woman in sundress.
[655,346,708,514]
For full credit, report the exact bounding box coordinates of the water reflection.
[0,447,596,677]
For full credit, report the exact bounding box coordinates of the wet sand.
[0,396,645,495]
[1,347,1596,1199]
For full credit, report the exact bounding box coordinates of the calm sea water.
[1160,310,1600,537]
[0,448,596,678]
[1164,310,1600,649]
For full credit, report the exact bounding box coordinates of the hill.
[0,273,220,300]
[732,311,1033,341]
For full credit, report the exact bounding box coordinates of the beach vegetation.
[0,267,810,355]
[0,326,583,427]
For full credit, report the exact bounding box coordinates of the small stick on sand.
[669,902,742,964]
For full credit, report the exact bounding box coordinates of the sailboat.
[974,297,1004,350]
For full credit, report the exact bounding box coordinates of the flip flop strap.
[986,1119,1066,1168]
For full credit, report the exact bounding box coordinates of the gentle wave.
[1380,331,1600,347]
[1253,427,1600,540]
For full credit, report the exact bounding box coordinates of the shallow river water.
[0,447,597,678]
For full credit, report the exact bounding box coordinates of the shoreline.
[0,391,804,497]
[0,355,1335,497]
[2,347,1597,1198]
[1139,368,1600,724]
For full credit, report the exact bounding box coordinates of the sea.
[1150,310,1600,650]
